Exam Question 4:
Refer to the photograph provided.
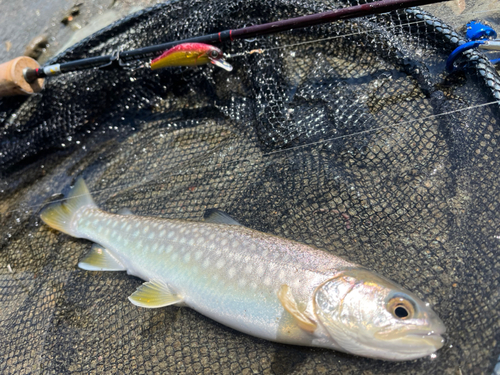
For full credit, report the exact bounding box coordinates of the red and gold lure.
[150,43,233,71]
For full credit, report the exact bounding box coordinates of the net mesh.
[0,0,499,373]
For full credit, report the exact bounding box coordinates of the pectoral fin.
[128,280,184,308]
[78,244,126,271]
[278,284,317,333]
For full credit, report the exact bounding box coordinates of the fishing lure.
[40,178,445,361]
[150,43,233,71]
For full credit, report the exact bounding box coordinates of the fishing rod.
[0,0,450,97]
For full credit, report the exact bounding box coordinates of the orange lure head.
[150,43,233,71]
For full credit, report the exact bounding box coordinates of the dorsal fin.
[204,209,242,226]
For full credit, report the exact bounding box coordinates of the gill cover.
[313,269,446,361]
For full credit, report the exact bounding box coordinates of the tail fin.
[40,178,97,236]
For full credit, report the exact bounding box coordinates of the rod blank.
[23,0,449,83]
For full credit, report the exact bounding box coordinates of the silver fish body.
[80,211,347,342]
[40,178,445,361]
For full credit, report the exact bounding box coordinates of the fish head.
[313,268,446,361]
[205,47,233,71]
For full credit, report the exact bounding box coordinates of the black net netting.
[1,0,499,373]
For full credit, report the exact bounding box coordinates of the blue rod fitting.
[446,40,486,72]
[466,21,497,41]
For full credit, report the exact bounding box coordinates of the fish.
[150,43,233,71]
[40,178,445,361]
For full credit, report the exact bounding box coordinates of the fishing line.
[3,8,500,217]
[116,100,500,172]
[227,20,430,58]
[226,7,500,59]
[3,99,498,217]
[8,100,500,213]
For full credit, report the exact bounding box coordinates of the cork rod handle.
[0,57,45,97]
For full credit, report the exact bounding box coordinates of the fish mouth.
[374,322,446,348]
[407,330,445,348]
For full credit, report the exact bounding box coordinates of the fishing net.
[1,0,499,373]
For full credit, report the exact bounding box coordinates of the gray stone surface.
[0,0,161,64]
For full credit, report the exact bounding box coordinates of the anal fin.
[278,284,317,333]
[128,280,184,308]
[78,244,126,271]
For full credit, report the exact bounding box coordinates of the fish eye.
[387,297,415,320]
[210,50,220,58]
